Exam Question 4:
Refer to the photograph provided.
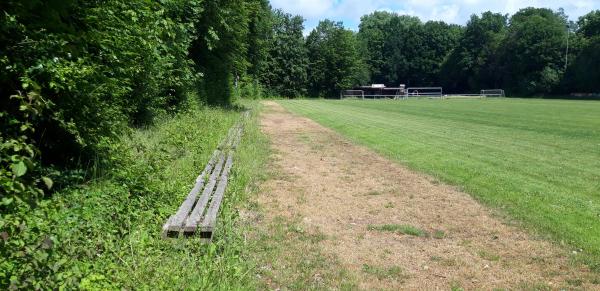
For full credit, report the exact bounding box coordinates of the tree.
[380,16,460,87]
[578,10,600,38]
[306,20,367,98]
[498,8,568,95]
[563,10,600,93]
[246,0,272,79]
[190,0,250,105]
[357,11,396,84]
[260,10,308,97]
[415,21,462,86]
[440,12,508,92]
[378,15,421,86]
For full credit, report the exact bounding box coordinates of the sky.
[269,0,600,34]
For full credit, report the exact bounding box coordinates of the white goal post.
[406,87,443,98]
[480,89,505,97]
[340,90,365,99]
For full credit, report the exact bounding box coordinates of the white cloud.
[269,0,334,18]
[269,0,600,33]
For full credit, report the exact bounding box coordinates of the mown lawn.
[278,98,600,269]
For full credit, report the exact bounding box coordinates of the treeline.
[261,8,600,97]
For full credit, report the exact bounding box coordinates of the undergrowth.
[1,101,269,289]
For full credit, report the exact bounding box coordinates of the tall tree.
[563,10,600,93]
[260,10,308,97]
[357,11,396,84]
[190,0,250,105]
[382,16,460,87]
[306,20,367,98]
[379,15,421,86]
[578,10,600,38]
[498,8,568,95]
[440,12,508,92]
[415,21,462,85]
[246,0,272,78]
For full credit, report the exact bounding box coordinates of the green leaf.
[42,177,54,190]
[12,161,27,177]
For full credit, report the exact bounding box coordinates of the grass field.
[278,98,600,269]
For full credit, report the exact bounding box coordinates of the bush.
[1,1,204,288]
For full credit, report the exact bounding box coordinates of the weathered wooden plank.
[226,126,238,149]
[183,152,226,233]
[161,216,174,238]
[232,126,243,149]
[163,110,250,239]
[218,126,236,150]
[161,150,220,236]
[241,110,250,120]
[200,152,234,234]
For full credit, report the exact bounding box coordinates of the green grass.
[30,101,269,289]
[278,98,600,270]
[368,224,428,237]
[478,250,501,261]
[361,264,406,281]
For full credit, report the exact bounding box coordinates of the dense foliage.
[440,12,508,92]
[259,10,308,97]
[563,10,600,94]
[355,8,600,96]
[306,20,367,98]
[0,0,267,288]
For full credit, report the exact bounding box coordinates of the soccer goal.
[480,89,505,97]
[406,87,443,98]
[340,90,365,99]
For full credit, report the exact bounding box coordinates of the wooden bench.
[162,112,248,241]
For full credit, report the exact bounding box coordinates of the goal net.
[341,90,364,99]
[480,89,505,97]
[406,87,443,98]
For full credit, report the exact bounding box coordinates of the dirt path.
[250,101,595,290]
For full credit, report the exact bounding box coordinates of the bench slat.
[161,150,220,237]
[184,152,226,232]
[232,126,243,149]
[162,110,249,240]
[201,152,234,232]
[218,126,236,150]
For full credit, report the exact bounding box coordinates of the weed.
[362,264,406,281]
[566,278,584,287]
[430,256,443,262]
[368,224,428,237]
[516,282,552,290]
[478,250,501,261]
[459,239,472,246]
[433,230,446,239]
[430,256,457,267]
[296,193,308,204]
[450,281,464,291]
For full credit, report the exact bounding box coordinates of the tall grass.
[20,101,269,289]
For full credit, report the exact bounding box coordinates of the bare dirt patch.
[250,101,596,290]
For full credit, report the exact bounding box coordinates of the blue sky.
[269,0,600,34]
